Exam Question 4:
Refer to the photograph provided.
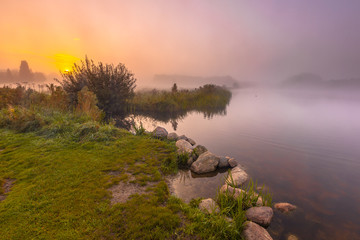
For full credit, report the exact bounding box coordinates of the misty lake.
[131,88,360,240]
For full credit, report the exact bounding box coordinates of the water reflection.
[119,104,228,131]
[130,89,360,240]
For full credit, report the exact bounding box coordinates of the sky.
[1,0,360,84]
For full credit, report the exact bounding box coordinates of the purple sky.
[1,0,360,83]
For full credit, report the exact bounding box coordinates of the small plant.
[177,152,189,167]
[132,121,146,136]
[222,170,273,208]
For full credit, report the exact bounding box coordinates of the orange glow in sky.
[1,0,360,84]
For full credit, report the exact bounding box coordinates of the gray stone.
[242,221,273,240]
[199,198,220,214]
[167,132,178,141]
[176,139,194,154]
[153,126,168,138]
[218,156,230,168]
[187,138,196,146]
[193,145,208,158]
[226,166,249,187]
[178,135,188,141]
[274,202,297,213]
[220,184,245,198]
[228,157,238,167]
[190,151,219,174]
[245,206,274,227]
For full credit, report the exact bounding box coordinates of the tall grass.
[130,84,232,114]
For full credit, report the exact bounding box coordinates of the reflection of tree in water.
[112,93,231,130]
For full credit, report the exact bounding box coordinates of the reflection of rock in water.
[190,167,228,178]
[169,168,229,203]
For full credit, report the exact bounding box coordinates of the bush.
[75,86,104,121]
[0,106,46,133]
[57,56,136,115]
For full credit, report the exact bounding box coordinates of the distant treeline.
[154,74,253,89]
[0,60,46,84]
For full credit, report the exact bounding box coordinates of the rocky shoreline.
[152,126,298,240]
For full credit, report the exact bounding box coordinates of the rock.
[187,157,195,166]
[242,221,273,240]
[228,157,238,167]
[178,135,188,141]
[187,138,196,146]
[167,132,178,141]
[226,166,249,187]
[218,156,230,168]
[193,145,208,158]
[199,198,220,214]
[153,126,168,138]
[176,139,194,154]
[220,184,263,206]
[190,151,219,174]
[245,206,273,227]
[220,184,245,198]
[287,234,299,240]
[274,203,297,213]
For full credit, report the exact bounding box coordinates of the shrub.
[57,56,136,115]
[0,106,46,133]
[132,121,146,136]
[76,86,104,121]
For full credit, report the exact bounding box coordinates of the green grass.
[0,113,183,239]
[0,104,272,239]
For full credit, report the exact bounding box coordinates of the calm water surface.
[134,89,360,240]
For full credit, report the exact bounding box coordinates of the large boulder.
[153,126,168,138]
[226,166,249,187]
[245,206,273,227]
[190,151,219,174]
[218,156,230,168]
[176,139,194,154]
[274,202,297,213]
[220,185,263,206]
[199,198,220,214]
[167,132,178,141]
[193,145,208,159]
[242,221,273,240]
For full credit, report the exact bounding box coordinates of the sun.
[50,54,80,73]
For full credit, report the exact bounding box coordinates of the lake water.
[133,88,360,240]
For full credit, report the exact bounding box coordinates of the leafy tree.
[57,56,136,115]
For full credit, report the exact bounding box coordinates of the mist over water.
[134,88,360,239]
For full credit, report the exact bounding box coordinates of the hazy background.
[1,0,360,86]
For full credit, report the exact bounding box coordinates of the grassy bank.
[130,84,232,114]
[0,84,271,239]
